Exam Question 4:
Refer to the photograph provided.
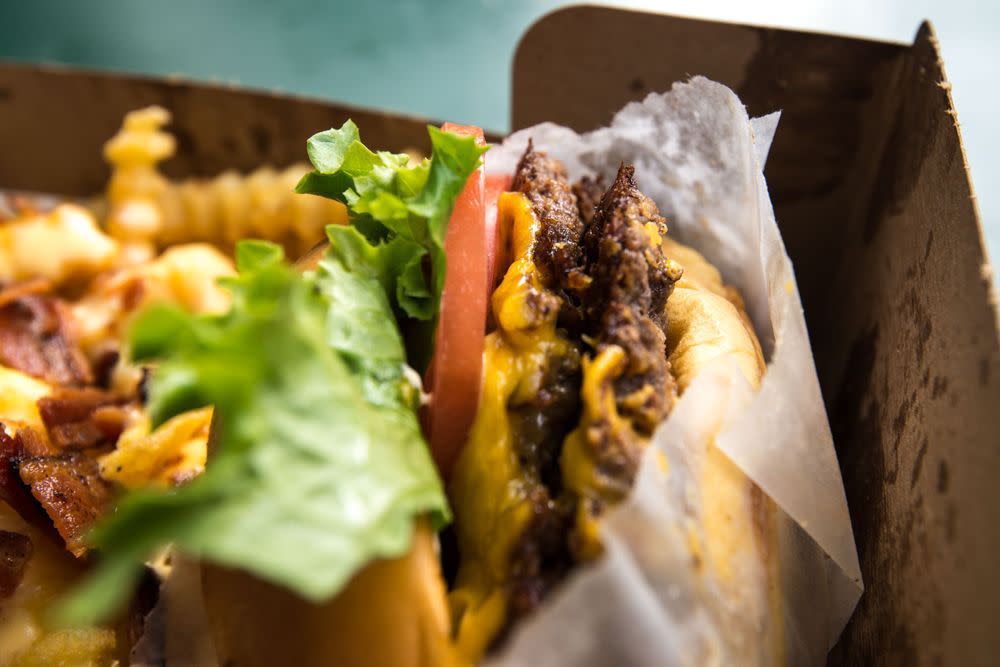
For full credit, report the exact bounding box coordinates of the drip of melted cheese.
[448,192,575,663]
[559,344,636,562]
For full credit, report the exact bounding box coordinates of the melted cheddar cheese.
[99,406,212,489]
[448,192,576,663]
[559,344,636,561]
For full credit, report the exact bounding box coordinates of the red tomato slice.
[484,173,512,295]
[424,123,491,480]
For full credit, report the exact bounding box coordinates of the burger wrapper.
[484,77,862,666]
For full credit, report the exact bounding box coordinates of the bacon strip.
[0,287,130,560]
[38,387,131,450]
[18,453,113,558]
[1,425,113,557]
[0,293,92,386]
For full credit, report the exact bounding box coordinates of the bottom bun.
[201,520,455,667]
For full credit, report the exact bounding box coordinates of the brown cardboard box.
[0,5,996,664]
[515,8,1000,665]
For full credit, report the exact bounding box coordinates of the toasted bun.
[202,520,456,667]
[664,239,782,661]
[666,285,764,391]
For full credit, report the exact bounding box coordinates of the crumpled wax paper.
[483,77,862,666]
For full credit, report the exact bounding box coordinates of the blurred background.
[1,0,996,270]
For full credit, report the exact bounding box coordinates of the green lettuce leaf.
[296,120,486,371]
[60,241,448,625]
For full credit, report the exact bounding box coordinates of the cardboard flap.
[826,21,1000,664]
[0,62,437,195]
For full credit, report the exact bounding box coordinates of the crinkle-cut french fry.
[103,106,175,265]
[103,106,347,259]
[158,163,347,256]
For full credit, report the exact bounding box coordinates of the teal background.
[1,0,996,269]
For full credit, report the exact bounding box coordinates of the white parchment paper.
[485,77,862,666]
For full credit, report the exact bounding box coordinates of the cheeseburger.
[0,110,774,666]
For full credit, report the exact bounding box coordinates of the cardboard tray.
[1,5,997,663]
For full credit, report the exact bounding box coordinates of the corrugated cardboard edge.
[919,30,1000,332]
[513,7,999,664]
